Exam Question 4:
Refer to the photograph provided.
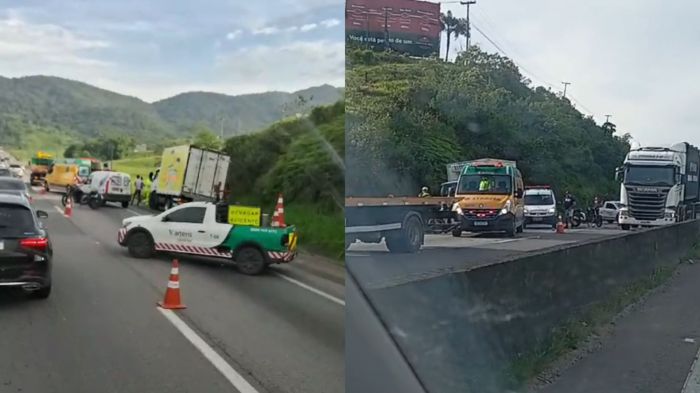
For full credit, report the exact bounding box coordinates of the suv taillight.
[20,237,48,252]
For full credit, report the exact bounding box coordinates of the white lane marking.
[158,308,260,393]
[682,343,700,393]
[273,272,345,307]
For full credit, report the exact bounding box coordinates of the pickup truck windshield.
[458,174,512,194]
[624,165,674,186]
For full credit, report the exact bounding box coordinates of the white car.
[9,164,23,178]
[523,186,558,228]
[80,171,132,208]
[599,201,621,224]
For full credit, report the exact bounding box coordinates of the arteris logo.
[168,229,192,238]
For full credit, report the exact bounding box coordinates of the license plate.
[533,217,543,222]
[474,221,488,226]
[0,241,4,250]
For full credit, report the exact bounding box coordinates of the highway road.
[0,149,344,393]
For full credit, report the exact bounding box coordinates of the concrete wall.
[364,220,700,393]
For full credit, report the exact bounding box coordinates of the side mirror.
[448,187,455,197]
[614,167,623,182]
[36,210,48,219]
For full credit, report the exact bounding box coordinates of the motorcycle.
[571,207,603,228]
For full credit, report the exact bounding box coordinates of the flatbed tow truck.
[345,196,459,253]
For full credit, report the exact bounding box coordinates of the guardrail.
[361,220,700,392]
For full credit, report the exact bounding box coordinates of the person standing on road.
[563,191,576,228]
[132,175,144,206]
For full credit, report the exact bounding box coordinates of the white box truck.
[148,145,231,211]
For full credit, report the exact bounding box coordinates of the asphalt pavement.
[346,225,628,290]
[0,165,344,393]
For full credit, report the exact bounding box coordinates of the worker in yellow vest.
[143,173,152,206]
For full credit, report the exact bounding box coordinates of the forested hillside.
[346,48,630,204]
[224,101,344,257]
[0,75,343,157]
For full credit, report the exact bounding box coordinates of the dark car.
[0,194,52,298]
[0,177,32,202]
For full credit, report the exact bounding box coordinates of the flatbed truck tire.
[385,214,423,253]
[620,224,630,230]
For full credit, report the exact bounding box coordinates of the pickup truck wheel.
[121,201,129,208]
[386,215,423,253]
[236,246,266,275]
[127,232,155,258]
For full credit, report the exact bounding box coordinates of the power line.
[470,21,597,118]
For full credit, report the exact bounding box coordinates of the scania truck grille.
[626,188,668,221]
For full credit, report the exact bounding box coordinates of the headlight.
[524,208,529,213]
[499,200,512,215]
[664,211,675,219]
[548,207,556,214]
[452,203,463,216]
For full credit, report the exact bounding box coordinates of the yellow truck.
[148,145,231,210]
[450,158,525,237]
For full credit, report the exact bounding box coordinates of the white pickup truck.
[118,202,298,275]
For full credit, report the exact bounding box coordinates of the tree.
[440,11,468,62]
[64,144,80,158]
[192,126,222,150]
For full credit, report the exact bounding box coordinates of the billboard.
[346,0,441,57]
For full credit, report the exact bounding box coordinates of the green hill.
[153,84,344,136]
[0,75,343,157]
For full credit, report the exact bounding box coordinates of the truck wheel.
[386,215,423,253]
[164,198,173,211]
[236,246,267,275]
[506,219,516,237]
[127,232,155,258]
[620,224,630,231]
[452,228,462,237]
[121,201,129,208]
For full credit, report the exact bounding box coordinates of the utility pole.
[561,81,571,98]
[460,1,476,65]
[605,114,612,123]
[384,8,389,51]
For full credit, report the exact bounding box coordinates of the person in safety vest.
[479,177,491,191]
[143,172,152,205]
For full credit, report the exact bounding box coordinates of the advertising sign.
[346,0,441,57]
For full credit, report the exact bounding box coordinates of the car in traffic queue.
[523,186,558,229]
[9,164,24,178]
[0,194,52,298]
[599,200,622,224]
[117,201,298,275]
[0,177,32,203]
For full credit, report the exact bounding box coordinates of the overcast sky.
[0,0,344,102]
[441,0,697,147]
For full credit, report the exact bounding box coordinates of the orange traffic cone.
[271,193,286,228]
[157,259,186,309]
[556,215,566,234]
[64,197,72,218]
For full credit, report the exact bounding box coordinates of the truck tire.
[452,228,462,237]
[620,224,630,231]
[121,201,129,208]
[235,246,267,275]
[385,214,423,253]
[164,198,173,211]
[127,231,155,258]
[506,219,516,237]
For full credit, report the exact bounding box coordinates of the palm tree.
[440,11,468,62]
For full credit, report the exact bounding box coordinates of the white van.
[81,171,132,208]
[524,186,557,229]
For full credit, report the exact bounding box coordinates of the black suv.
[0,194,52,298]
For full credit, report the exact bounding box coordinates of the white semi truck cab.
[617,142,700,229]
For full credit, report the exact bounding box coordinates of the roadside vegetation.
[346,47,631,205]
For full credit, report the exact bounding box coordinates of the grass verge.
[506,257,689,388]
[111,155,159,180]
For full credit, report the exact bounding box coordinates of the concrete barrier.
[363,220,700,393]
